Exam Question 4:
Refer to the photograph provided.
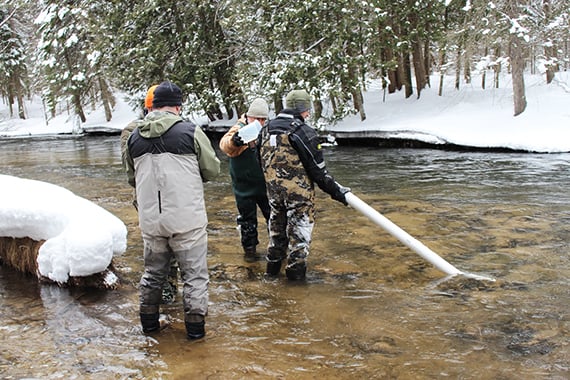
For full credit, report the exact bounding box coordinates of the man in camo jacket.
[259,89,350,281]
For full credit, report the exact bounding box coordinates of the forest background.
[1,0,569,129]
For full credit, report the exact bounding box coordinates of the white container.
[237,120,262,143]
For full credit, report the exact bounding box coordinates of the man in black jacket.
[259,89,350,281]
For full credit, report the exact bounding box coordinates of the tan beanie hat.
[247,98,269,119]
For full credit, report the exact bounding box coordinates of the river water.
[0,136,568,379]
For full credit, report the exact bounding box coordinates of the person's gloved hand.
[332,183,351,206]
[232,132,245,147]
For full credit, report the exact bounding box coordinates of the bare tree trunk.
[206,78,223,121]
[481,47,488,89]
[424,40,431,87]
[464,45,471,84]
[273,92,284,115]
[351,88,366,121]
[98,77,113,122]
[455,48,461,90]
[439,5,449,96]
[17,92,24,119]
[493,51,501,88]
[545,66,555,84]
[543,0,557,84]
[510,40,527,116]
[313,99,323,120]
[73,93,86,123]
[12,77,26,119]
[395,53,404,92]
[388,70,398,93]
[438,46,446,96]
[403,53,413,98]
[385,48,399,93]
[8,99,14,117]
[412,39,427,98]
[345,44,366,120]
[506,0,527,116]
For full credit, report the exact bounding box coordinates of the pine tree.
[4,0,569,124]
[108,0,245,120]
[231,0,378,123]
[34,0,114,123]
[0,2,30,119]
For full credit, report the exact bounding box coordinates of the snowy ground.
[328,72,570,153]
[1,72,569,152]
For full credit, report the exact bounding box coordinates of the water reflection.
[0,266,163,379]
[0,136,568,379]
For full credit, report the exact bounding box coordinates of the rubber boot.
[185,314,205,340]
[285,261,307,281]
[266,260,282,277]
[243,245,257,262]
[238,217,258,257]
[140,312,160,333]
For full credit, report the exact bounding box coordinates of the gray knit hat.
[285,90,311,112]
[247,98,269,118]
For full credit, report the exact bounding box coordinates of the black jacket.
[261,109,345,202]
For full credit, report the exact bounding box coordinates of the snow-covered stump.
[0,175,128,289]
[0,237,120,290]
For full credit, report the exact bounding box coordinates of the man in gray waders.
[121,84,179,305]
[125,81,220,339]
[259,89,350,281]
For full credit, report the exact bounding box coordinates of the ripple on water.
[2,140,569,379]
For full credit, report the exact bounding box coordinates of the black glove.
[232,132,245,147]
[332,183,351,206]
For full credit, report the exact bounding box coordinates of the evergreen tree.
[4,0,569,123]
[231,0,378,124]
[0,2,30,119]
[34,0,113,123]
[108,0,245,120]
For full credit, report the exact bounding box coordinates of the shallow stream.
[0,136,568,379]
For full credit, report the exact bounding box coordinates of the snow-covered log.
[0,175,127,289]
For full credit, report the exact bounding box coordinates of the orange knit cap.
[144,84,159,110]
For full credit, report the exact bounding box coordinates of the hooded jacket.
[126,111,220,235]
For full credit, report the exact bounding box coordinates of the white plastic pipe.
[345,192,463,276]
